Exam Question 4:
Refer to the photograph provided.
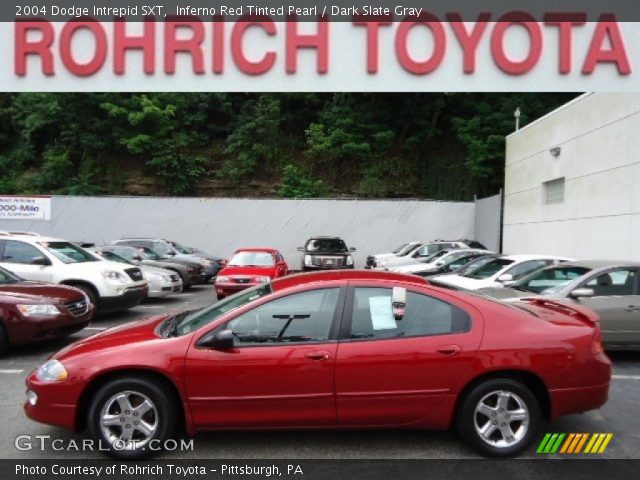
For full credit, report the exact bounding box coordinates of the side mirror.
[349,247,356,252]
[197,329,235,349]
[570,288,595,299]
[297,247,305,252]
[392,287,406,321]
[30,256,51,266]
[166,251,176,256]
[498,273,514,283]
[132,255,142,261]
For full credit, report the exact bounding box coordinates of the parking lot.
[1,284,639,460]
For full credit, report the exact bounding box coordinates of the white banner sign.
[0,196,51,220]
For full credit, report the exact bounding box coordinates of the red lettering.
[582,14,631,75]
[491,12,543,75]
[231,16,277,75]
[447,13,491,74]
[114,18,156,75]
[60,19,107,77]
[15,21,55,76]
[544,13,586,74]
[395,14,446,75]
[285,16,329,74]
[164,17,205,75]
[352,16,393,74]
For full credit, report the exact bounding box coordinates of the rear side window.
[506,260,549,280]
[585,269,638,296]
[349,288,470,340]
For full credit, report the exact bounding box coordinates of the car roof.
[307,236,343,240]
[234,247,279,253]
[500,254,571,261]
[271,269,427,291]
[0,234,65,243]
[551,260,640,269]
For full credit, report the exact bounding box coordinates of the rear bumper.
[550,382,610,420]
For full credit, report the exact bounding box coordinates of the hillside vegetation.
[0,93,576,200]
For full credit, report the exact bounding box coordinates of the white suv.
[0,233,148,313]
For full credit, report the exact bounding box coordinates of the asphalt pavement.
[1,285,639,459]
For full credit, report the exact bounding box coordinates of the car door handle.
[626,305,639,312]
[436,345,461,356]
[305,351,331,361]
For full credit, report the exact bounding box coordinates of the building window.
[543,177,565,204]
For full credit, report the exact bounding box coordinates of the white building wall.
[503,93,640,261]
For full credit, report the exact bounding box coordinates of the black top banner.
[7,0,640,21]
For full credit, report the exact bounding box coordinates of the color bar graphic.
[537,433,613,454]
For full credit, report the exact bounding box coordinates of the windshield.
[97,251,130,265]
[400,243,421,257]
[444,253,482,269]
[39,242,99,264]
[513,266,591,295]
[138,247,162,260]
[392,243,409,254]
[306,238,347,253]
[229,251,275,267]
[0,266,21,284]
[456,256,495,275]
[420,250,448,263]
[462,258,514,279]
[172,283,272,336]
[167,241,192,255]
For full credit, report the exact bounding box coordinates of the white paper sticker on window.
[369,296,397,330]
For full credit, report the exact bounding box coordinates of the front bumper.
[99,285,148,312]
[24,374,78,431]
[215,281,259,298]
[11,308,93,345]
[303,264,355,271]
[148,279,183,298]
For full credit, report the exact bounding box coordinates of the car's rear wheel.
[457,378,541,457]
[87,377,175,459]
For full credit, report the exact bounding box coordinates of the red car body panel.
[215,248,288,298]
[24,270,611,436]
[1,281,93,345]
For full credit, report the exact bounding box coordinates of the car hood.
[392,262,437,274]
[54,314,170,360]
[0,281,83,303]
[219,265,278,277]
[140,265,175,276]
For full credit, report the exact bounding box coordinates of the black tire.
[456,378,541,458]
[72,284,98,318]
[0,323,9,357]
[87,377,176,460]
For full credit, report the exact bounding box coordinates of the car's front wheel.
[87,377,176,459]
[457,378,541,457]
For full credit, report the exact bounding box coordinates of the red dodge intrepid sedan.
[24,270,611,459]
[214,248,288,299]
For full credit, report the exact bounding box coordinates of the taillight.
[590,331,604,355]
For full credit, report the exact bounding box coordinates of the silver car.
[478,260,640,350]
[90,248,183,298]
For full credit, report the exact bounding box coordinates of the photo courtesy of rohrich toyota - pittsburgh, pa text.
[0,1,639,479]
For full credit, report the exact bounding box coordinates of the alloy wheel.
[473,389,530,448]
[99,390,158,450]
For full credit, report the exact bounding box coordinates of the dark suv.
[298,237,356,271]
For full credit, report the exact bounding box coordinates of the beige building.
[503,93,640,261]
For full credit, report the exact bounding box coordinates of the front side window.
[2,241,44,264]
[349,288,470,340]
[462,258,514,279]
[39,242,98,264]
[98,251,130,264]
[226,288,340,345]
[174,283,273,336]
[229,251,275,267]
[585,269,638,296]
[152,242,174,256]
[513,266,591,295]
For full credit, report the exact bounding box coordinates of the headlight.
[199,258,212,266]
[101,270,127,284]
[17,304,61,317]
[161,275,173,284]
[36,360,68,382]
[187,267,197,274]
[216,276,230,284]
[346,255,354,266]
[304,255,313,266]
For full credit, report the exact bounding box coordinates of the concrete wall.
[504,93,640,260]
[0,196,481,268]
[475,192,502,253]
